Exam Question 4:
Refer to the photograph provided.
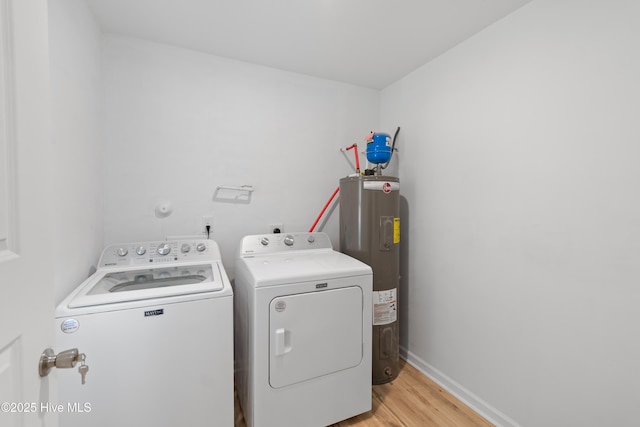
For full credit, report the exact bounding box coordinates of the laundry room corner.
[99,35,381,273]
[380,1,640,425]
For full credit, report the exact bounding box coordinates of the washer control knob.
[181,244,191,253]
[260,237,270,246]
[284,235,295,246]
[307,235,315,243]
[136,246,146,256]
[116,247,128,257]
[196,243,206,252]
[157,243,171,256]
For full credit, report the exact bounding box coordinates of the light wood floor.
[234,359,493,427]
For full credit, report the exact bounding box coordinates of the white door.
[269,286,364,389]
[0,0,56,426]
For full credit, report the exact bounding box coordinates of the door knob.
[39,348,81,377]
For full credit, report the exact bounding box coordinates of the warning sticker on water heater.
[394,218,400,244]
[373,289,397,325]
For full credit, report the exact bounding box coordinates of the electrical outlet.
[202,216,214,237]
[269,223,283,234]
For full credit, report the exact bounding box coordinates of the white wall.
[49,0,104,304]
[382,1,640,426]
[101,35,379,272]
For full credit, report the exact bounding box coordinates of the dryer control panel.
[99,239,221,267]
[240,232,332,256]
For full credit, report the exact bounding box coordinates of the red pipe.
[309,186,340,232]
[343,144,360,173]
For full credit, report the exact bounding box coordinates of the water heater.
[339,175,400,384]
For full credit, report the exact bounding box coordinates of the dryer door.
[269,286,363,389]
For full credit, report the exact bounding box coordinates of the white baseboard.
[399,346,522,427]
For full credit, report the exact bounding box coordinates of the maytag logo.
[144,309,164,317]
[316,283,328,289]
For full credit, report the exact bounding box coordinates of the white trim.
[0,0,18,261]
[400,346,522,427]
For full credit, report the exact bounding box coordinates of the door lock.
[39,348,87,381]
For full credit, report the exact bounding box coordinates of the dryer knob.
[136,246,146,256]
[307,235,315,243]
[196,243,206,252]
[157,243,171,256]
[260,237,270,246]
[117,247,128,257]
[284,235,295,246]
[181,244,191,253]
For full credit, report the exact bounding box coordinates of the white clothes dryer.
[55,239,233,427]
[234,232,372,427]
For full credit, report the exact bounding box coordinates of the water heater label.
[373,289,397,325]
[394,218,400,244]
[363,181,400,192]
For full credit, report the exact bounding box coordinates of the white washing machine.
[55,239,233,427]
[234,232,372,427]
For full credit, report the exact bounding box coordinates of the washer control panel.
[240,232,332,256]
[99,239,217,267]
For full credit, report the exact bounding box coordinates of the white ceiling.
[86,0,532,89]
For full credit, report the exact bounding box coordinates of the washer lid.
[68,263,225,308]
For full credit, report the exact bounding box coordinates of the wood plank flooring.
[234,359,493,427]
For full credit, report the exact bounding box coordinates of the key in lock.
[78,353,89,385]
[39,348,89,384]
